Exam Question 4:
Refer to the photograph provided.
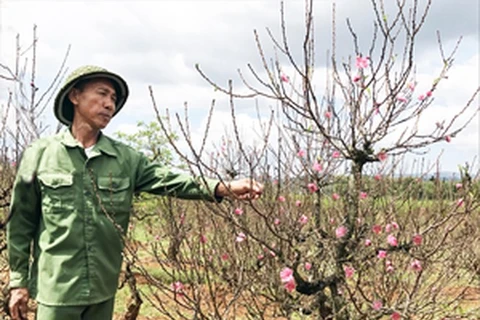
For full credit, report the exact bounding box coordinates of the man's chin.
[98,119,111,129]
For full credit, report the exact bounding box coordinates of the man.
[7,65,263,320]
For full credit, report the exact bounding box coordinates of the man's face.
[69,78,117,130]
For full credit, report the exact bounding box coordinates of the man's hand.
[216,178,263,200]
[9,287,29,320]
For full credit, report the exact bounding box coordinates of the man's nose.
[104,97,116,111]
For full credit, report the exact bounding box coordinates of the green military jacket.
[7,129,220,306]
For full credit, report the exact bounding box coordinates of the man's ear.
[68,88,79,105]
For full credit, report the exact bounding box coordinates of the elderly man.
[7,66,263,320]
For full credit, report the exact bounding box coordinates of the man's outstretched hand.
[9,287,29,320]
[216,178,263,200]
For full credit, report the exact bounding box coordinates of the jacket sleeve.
[7,146,42,288]
[133,153,222,202]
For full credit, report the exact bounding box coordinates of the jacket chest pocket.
[97,177,131,215]
[38,173,75,214]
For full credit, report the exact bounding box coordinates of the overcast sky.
[0,0,478,174]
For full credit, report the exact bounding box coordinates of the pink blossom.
[408,82,415,91]
[387,234,398,247]
[372,300,383,311]
[386,265,395,273]
[377,151,388,162]
[356,56,370,69]
[332,193,340,201]
[418,94,425,101]
[221,253,229,261]
[457,198,464,207]
[455,183,463,189]
[445,135,451,143]
[344,265,355,278]
[374,174,382,181]
[280,74,290,83]
[385,224,393,233]
[299,215,309,225]
[391,312,401,320]
[200,234,207,244]
[307,182,318,193]
[236,232,247,243]
[171,281,184,296]
[335,226,348,238]
[329,218,336,225]
[353,74,362,82]
[396,95,407,103]
[412,234,423,246]
[312,162,323,172]
[426,90,433,97]
[305,262,312,271]
[257,254,264,260]
[280,267,294,283]
[332,150,341,158]
[372,224,382,234]
[295,200,302,207]
[284,279,296,292]
[391,222,399,230]
[325,111,332,119]
[274,218,281,225]
[377,250,387,259]
[179,213,186,225]
[278,196,286,202]
[297,149,306,157]
[234,208,243,215]
[154,235,160,241]
[359,192,368,199]
[269,250,276,257]
[365,239,372,246]
[411,259,422,272]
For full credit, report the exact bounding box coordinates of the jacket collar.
[60,128,117,158]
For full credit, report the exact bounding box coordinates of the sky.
[0,0,479,175]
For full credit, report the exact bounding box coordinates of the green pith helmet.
[54,65,129,126]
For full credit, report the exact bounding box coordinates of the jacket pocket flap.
[38,173,74,189]
[98,177,130,192]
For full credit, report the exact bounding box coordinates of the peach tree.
[136,0,480,319]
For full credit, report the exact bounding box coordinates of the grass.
[114,284,166,319]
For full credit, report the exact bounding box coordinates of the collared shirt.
[7,129,220,306]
